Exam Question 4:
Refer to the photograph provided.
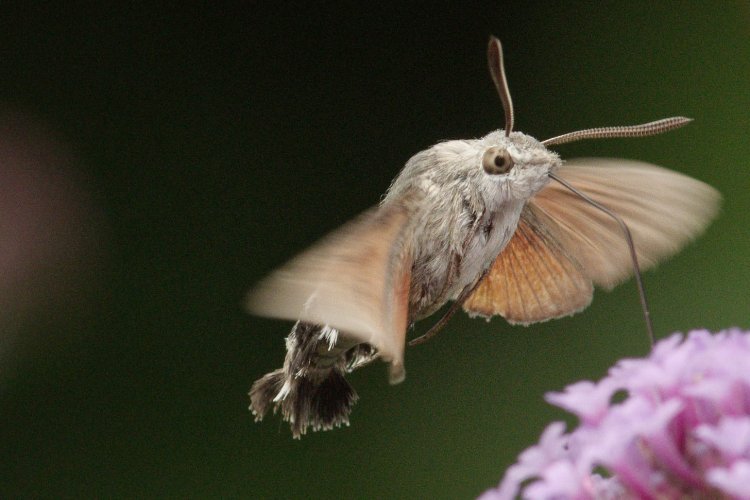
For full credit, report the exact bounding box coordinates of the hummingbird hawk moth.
[247,38,720,438]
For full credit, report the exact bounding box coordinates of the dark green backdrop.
[2,3,749,498]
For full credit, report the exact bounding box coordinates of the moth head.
[476,132,561,200]
[481,38,561,199]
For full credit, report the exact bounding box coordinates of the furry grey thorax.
[383,130,561,319]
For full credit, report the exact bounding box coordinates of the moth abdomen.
[249,321,373,438]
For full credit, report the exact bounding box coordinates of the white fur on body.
[384,130,561,319]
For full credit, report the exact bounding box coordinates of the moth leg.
[409,275,485,347]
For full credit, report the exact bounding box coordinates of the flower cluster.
[481,329,750,499]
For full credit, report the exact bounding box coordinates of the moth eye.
[482,147,514,175]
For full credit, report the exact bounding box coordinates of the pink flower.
[483,329,750,499]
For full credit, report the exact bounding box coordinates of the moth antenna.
[542,117,692,146]
[487,36,514,137]
[548,172,655,346]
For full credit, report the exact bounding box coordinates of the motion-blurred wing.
[247,202,413,383]
[530,159,720,289]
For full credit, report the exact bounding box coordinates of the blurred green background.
[1,2,748,498]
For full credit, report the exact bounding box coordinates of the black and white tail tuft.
[249,321,376,438]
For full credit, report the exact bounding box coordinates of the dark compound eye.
[482,147,514,175]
